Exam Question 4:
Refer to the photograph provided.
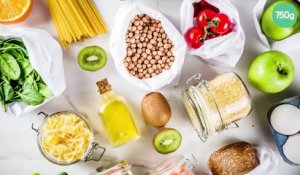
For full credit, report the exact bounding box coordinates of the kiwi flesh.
[153,128,182,154]
[78,46,107,71]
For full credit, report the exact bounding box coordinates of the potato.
[141,92,171,127]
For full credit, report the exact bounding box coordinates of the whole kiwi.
[141,92,171,127]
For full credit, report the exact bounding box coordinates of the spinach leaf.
[37,82,52,98]
[4,38,25,48]
[0,84,6,112]
[0,73,9,83]
[17,58,33,77]
[17,89,44,106]
[0,54,21,80]
[2,82,14,101]
[33,71,41,82]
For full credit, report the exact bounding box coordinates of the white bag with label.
[180,0,245,67]
[253,0,300,49]
[0,27,66,117]
[109,3,187,91]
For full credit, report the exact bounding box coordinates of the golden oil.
[97,79,140,147]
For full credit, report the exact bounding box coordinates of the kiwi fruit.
[153,128,182,154]
[141,92,171,128]
[78,46,107,71]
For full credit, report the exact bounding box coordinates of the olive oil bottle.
[97,79,140,147]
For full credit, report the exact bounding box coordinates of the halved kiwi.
[78,46,107,71]
[153,128,182,154]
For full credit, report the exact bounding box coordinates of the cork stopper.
[96,78,112,94]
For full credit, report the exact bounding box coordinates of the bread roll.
[209,142,260,175]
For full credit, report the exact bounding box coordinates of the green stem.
[1,100,6,112]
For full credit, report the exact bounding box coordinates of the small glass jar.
[182,72,252,141]
[32,111,106,165]
[149,156,195,175]
[90,161,133,175]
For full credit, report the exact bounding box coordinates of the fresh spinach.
[0,54,21,80]
[0,38,52,112]
[2,82,14,101]
[37,82,52,98]
[17,89,45,106]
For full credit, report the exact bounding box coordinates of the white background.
[0,0,300,174]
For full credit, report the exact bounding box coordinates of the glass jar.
[182,72,252,141]
[90,161,133,175]
[148,156,195,175]
[32,111,106,165]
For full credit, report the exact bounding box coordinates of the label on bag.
[272,2,298,27]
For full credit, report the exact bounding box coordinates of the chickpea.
[130,70,135,75]
[125,14,175,79]
[150,59,156,64]
[128,63,134,70]
[131,43,136,48]
[142,53,147,58]
[124,62,129,67]
[147,43,153,49]
[132,56,138,62]
[125,57,131,62]
[147,55,152,60]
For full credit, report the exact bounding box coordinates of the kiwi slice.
[153,128,182,154]
[77,46,107,71]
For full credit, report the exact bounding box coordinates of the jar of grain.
[182,72,252,141]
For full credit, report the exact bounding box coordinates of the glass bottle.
[182,72,252,141]
[97,78,140,147]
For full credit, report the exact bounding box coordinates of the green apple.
[248,51,294,93]
[261,0,300,40]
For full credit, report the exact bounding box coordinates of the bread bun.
[209,142,260,175]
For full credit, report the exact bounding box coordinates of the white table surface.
[1,0,300,174]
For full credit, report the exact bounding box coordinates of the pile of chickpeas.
[124,14,175,79]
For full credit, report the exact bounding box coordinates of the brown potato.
[141,92,171,127]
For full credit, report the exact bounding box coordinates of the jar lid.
[91,161,133,175]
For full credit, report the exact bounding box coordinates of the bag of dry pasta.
[109,3,187,91]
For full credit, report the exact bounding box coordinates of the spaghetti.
[47,0,107,47]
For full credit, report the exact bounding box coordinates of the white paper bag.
[109,3,187,91]
[253,0,300,49]
[247,147,278,175]
[0,27,66,117]
[180,0,245,67]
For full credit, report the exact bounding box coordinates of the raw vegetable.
[141,92,172,128]
[211,13,231,35]
[184,27,205,49]
[185,0,233,49]
[58,172,68,175]
[196,9,217,28]
[0,38,52,112]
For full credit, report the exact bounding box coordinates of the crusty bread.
[209,142,260,175]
